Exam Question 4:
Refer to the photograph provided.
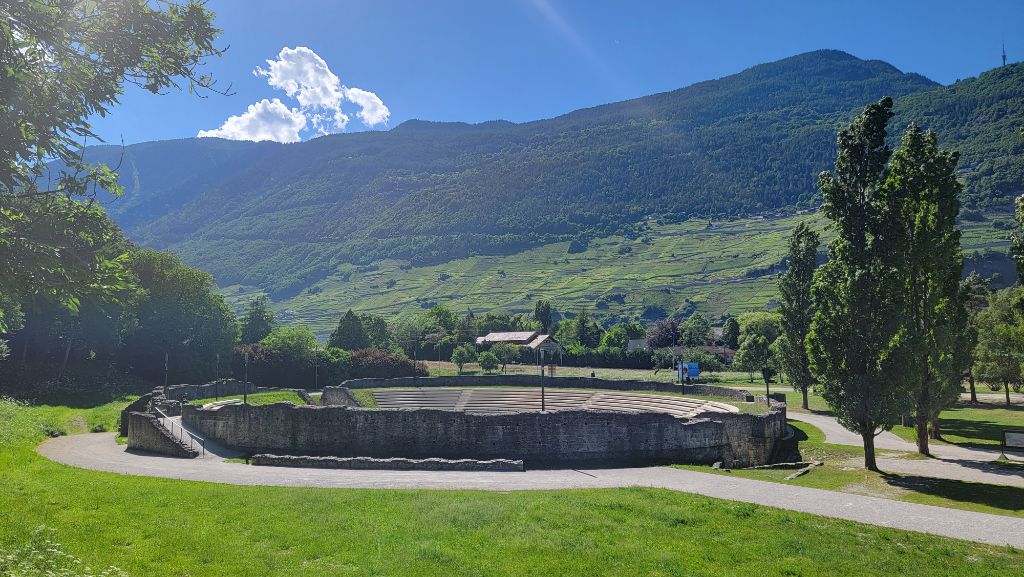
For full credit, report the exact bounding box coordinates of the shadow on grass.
[881,472,1024,514]
[938,405,1024,446]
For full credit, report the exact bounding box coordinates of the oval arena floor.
[370,388,738,418]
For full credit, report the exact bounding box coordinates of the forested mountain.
[71,50,1024,299]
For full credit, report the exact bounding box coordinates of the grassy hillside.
[221,211,1012,334]
[70,50,942,298]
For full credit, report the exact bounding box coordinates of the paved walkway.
[787,412,1024,487]
[37,433,1024,548]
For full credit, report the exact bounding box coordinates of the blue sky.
[92,0,1023,145]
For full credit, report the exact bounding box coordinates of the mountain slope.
[79,49,944,297]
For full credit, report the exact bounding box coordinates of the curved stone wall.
[182,400,786,468]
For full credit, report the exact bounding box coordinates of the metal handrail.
[154,407,205,456]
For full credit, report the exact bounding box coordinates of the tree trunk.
[968,373,977,403]
[930,415,942,440]
[1006,380,1012,407]
[915,386,931,456]
[801,386,809,411]
[58,338,72,380]
[862,430,878,472]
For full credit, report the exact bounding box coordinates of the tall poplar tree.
[881,125,965,455]
[777,222,820,410]
[807,97,914,472]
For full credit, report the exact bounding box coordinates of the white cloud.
[344,87,390,127]
[197,98,306,143]
[198,46,391,142]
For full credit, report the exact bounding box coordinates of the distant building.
[701,344,737,364]
[526,334,562,355]
[627,339,648,352]
[476,331,562,361]
[475,331,540,346]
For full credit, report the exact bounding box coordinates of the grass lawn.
[676,421,1024,518]
[2,398,1022,576]
[890,401,1024,448]
[188,389,306,406]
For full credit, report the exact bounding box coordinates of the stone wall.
[162,379,257,401]
[183,402,784,467]
[324,376,753,403]
[322,387,360,407]
[119,393,153,437]
[126,412,199,458]
[251,454,524,472]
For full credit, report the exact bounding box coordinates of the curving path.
[37,433,1024,548]
[787,412,1024,487]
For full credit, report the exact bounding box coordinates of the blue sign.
[686,362,700,378]
[678,361,701,381]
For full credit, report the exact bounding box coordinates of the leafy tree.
[491,342,521,373]
[734,334,775,390]
[240,296,276,344]
[534,300,553,333]
[777,222,820,409]
[573,308,602,349]
[122,249,238,384]
[621,321,647,340]
[973,288,1024,407]
[329,310,370,351]
[679,313,711,347]
[645,318,679,349]
[426,305,457,334]
[478,351,499,374]
[738,312,781,344]
[959,272,990,403]
[807,97,914,471]
[881,124,965,455]
[599,324,630,350]
[721,317,740,349]
[450,344,477,375]
[1010,195,1024,284]
[0,0,222,354]
[260,326,318,363]
[359,313,395,351]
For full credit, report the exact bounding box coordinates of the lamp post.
[313,344,321,390]
[540,349,546,412]
[243,351,249,405]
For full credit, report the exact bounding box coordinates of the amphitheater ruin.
[124,376,787,471]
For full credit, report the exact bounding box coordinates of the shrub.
[478,351,499,374]
[450,344,477,374]
[349,348,428,379]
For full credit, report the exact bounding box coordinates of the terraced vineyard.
[221,212,1012,334]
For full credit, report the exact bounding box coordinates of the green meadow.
[222,213,1010,335]
[2,397,1021,577]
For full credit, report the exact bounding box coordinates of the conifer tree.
[777,222,820,410]
[240,296,276,344]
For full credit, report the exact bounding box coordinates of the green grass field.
[220,212,1010,335]
[189,390,306,406]
[2,397,1022,575]
[891,402,1024,448]
[677,421,1024,518]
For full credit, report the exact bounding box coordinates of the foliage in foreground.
[0,527,127,577]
